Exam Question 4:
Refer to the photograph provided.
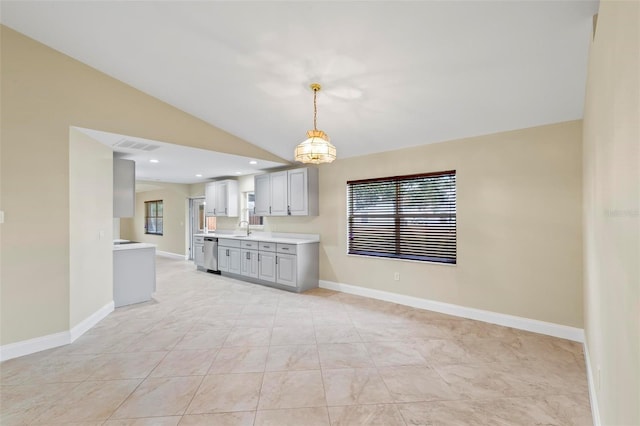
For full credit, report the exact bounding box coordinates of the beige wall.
[583,0,640,424]
[267,121,584,327]
[120,182,191,256]
[0,26,284,346]
[69,129,113,327]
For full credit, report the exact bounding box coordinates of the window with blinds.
[347,171,456,264]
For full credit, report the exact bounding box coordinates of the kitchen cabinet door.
[194,244,205,269]
[287,168,308,216]
[218,246,229,272]
[228,247,242,275]
[215,181,228,216]
[241,249,259,279]
[254,174,271,216]
[205,182,217,216]
[288,167,319,216]
[219,246,241,274]
[270,171,288,216]
[258,251,276,282]
[276,254,297,288]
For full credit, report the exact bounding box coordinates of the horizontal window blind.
[347,171,456,264]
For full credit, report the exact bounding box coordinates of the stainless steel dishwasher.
[203,237,220,274]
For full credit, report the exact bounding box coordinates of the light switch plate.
[0,211,4,224]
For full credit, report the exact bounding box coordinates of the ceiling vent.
[113,139,161,152]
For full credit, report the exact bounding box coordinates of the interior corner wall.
[582,0,640,424]
[120,182,191,256]
[0,25,283,346]
[69,129,113,328]
[268,121,584,328]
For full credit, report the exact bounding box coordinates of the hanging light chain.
[313,86,318,131]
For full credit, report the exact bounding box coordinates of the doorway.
[189,197,206,260]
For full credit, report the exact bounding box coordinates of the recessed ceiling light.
[195,174,203,177]
[149,159,159,163]
[235,171,242,175]
[249,160,258,165]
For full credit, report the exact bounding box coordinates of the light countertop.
[193,232,319,245]
[113,242,157,251]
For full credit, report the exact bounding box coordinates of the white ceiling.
[2,1,598,162]
[75,127,287,184]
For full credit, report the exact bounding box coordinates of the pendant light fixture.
[294,83,337,164]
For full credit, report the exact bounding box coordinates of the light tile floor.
[1,256,592,425]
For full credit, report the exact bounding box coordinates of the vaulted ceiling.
[1,1,598,162]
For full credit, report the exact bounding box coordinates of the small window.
[145,200,163,235]
[347,171,456,264]
[244,192,264,226]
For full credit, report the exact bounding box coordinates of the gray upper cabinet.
[270,171,288,216]
[205,180,239,217]
[254,174,271,216]
[253,167,319,216]
[113,158,135,218]
[288,167,319,216]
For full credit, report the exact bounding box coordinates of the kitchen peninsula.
[194,232,319,292]
[113,241,156,307]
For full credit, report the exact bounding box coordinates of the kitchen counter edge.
[113,243,157,251]
[193,233,319,245]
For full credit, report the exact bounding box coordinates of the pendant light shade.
[295,83,336,164]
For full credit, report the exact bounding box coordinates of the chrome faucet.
[238,220,251,236]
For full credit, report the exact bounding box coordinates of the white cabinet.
[253,167,318,217]
[288,168,318,216]
[276,253,297,288]
[258,251,276,282]
[239,240,259,279]
[254,174,271,216]
[241,249,259,279]
[270,171,288,216]
[205,180,239,217]
[218,239,241,274]
[205,182,217,216]
[194,235,205,270]
[216,236,319,294]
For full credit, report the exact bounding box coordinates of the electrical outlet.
[394,272,400,281]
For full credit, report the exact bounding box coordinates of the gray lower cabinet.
[113,246,156,307]
[218,239,241,274]
[276,253,297,288]
[194,235,205,270]
[258,251,277,282]
[241,249,259,279]
[217,238,318,292]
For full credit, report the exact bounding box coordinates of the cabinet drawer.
[259,242,276,252]
[276,243,297,255]
[194,236,204,244]
[219,238,241,248]
[241,240,258,250]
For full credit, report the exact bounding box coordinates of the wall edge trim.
[319,280,585,342]
[69,301,114,342]
[0,301,115,362]
[0,331,69,362]
[583,341,601,426]
[156,250,186,260]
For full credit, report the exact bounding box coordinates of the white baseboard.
[0,301,114,362]
[156,250,186,260]
[319,280,585,342]
[583,342,601,426]
[69,301,114,342]
[0,331,69,362]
